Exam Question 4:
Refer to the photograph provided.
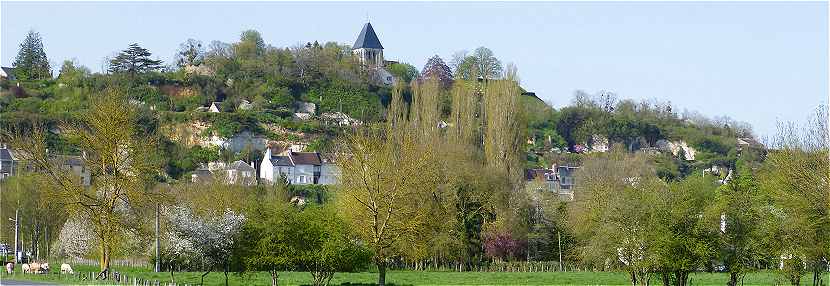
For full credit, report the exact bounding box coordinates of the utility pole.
[557,230,563,272]
[154,202,160,272]
[13,206,19,263]
[44,224,49,261]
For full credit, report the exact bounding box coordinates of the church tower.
[352,22,384,68]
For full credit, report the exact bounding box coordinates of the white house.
[259,147,337,185]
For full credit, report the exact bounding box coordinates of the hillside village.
[0,22,761,190]
[2,17,823,286]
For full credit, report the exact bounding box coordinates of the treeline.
[524,90,755,181]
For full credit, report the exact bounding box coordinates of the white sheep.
[21,263,29,273]
[60,263,74,274]
[5,262,12,274]
[29,262,41,274]
[40,263,50,274]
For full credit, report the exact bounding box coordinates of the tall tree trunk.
[200,270,210,286]
[270,269,279,286]
[378,261,387,286]
[99,242,111,273]
[630,271,637,286]
[728,271,739,286]
[224,261,229,286]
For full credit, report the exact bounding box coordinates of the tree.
[716,166,766,286]
[56,215,95,259]
[471,47,503,80]
[419,55,453,88]
[652,175,720,286]
[387,62,419,83]
[239,202,370,286]
[762,105,829,286]
[482,66,526,182]
[13,30,52,80]
[336,89,441,285]
[569,150,663,286]
[57,59,91,86]
[234,30,266,61]
[238,203,299,286]
[297,206,372,286]
[2,90,161,273]
[108,43,163,75]
[175,39,205,68]
[451,47,503,80]
[0,173,66,262]
[167,206,245,286]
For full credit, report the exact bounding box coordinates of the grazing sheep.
[60,263,74,274]
[5,263,12,274]
[29,262,41,274]
[40,263,49,273]
[21,263,29,273]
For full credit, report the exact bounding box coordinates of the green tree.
[387,62,419,83]
[0,173,67,262]
[3,90,161,273]
[762,105,829,286]
[336,91,441,285]
[239,202,370,286]
[238,203,296,286]
[57,59,91,86]
[234,30,266,61]
[13,30,52,80]
[653,175,720,286]
[297,206,372,286]
[716,166,766,286]
[569,150,662,286]
[108,43,163,75]
[451,47,503,80]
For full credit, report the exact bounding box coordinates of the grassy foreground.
[0,264,818,285]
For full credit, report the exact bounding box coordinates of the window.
[298,175,306,184]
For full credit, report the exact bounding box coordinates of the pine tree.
[13,30,52,80]
[108,43,163,75]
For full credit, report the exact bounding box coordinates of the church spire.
[352,22,383,50]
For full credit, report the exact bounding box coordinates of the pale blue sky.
[2,1,827,138]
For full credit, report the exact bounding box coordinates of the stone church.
[352,22,395,85]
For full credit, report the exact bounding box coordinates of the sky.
[1,1,827,138]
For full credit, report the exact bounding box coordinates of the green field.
[0,264,821,285]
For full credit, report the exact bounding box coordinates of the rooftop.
[352,22,383,50]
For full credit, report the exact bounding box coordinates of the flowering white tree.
[167,207,245,286]
[56,216,95,259]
